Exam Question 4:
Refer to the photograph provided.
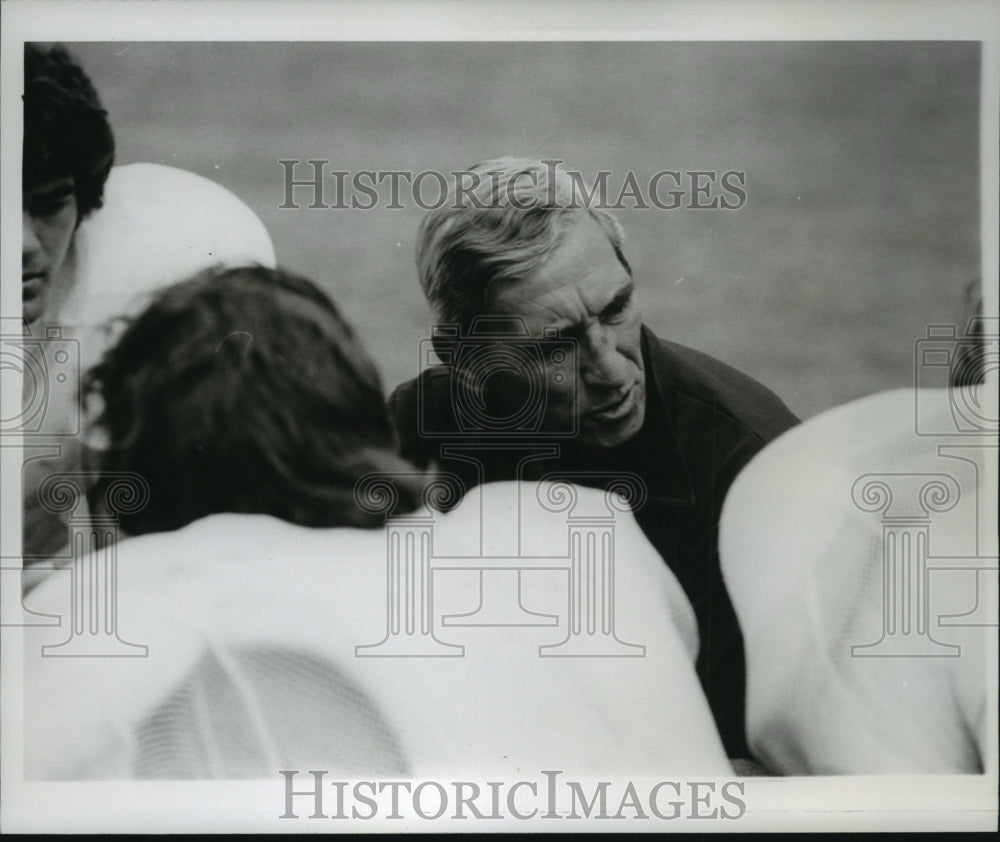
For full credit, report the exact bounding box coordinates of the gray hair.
[416,157,630,332]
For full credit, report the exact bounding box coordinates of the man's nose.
[579,326,629,387]
[22,210,41,260]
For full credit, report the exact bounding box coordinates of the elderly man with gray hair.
[389,157,799,762]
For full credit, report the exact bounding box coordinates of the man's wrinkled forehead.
[491,216,634,325]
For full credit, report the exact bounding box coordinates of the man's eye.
[30,191,73,217]
[601,295,632,322]
[32,202,64,217]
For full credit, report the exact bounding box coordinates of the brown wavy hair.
[83,266,430,535]
[23,43,115,220]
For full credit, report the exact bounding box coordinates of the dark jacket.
[388,324,800,758]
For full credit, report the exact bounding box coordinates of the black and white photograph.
[2,0,998,833]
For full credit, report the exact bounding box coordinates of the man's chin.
[21,295,45,326]
[578,405,645,449]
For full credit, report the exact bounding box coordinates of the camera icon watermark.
[418,317,579,440]
[914,317,999,436]
[1,317,88,628]
[413,316,588,627]
[0,317,81,437]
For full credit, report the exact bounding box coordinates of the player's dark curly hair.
[83,266,431,535]
[23,43,115,220]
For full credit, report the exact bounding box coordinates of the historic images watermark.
[277,159,748,211]
[279,769,747,822]
[353,470,648,659]
[0,318,80,438]
[1,316,150,655]
[913,316,998,436]
[354,317,648,658]
[849,317,999,658]
[1,316,80,632]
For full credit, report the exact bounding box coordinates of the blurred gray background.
[68,41,980,420]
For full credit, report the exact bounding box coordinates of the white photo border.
[2,0,998,833]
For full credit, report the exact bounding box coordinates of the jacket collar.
[639,324,697,508]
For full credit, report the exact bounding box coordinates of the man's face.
[491,215,646,448]
[22,176,78,326]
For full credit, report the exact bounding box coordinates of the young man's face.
[22,176,78,325]
[490,215,646,449]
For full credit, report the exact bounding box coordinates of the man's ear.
[429,324,469,372]
[429,332,447,363]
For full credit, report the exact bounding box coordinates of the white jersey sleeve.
[719,387,997,775]
[56,162,276,369]
[23,480,732,781]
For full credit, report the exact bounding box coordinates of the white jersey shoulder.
[720,387,997,774]
[23,483,730,780]
[59,163,276,334]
